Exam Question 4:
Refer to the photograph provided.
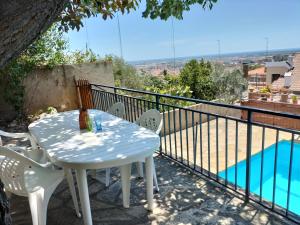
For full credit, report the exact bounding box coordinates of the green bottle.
[86,115,93,132]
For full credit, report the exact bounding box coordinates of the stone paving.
[9,155,293,225]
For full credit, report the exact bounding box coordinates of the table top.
[28,110,160,169]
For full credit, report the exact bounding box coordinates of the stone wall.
[0,61,114,119]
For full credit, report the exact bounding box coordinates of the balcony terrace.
[4,83,300,225]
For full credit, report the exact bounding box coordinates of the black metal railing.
[91,83,300,223]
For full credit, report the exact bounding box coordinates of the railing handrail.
[91,83,300,120]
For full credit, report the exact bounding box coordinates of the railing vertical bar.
[109,92,113,107]
[92,90,99,109]
[167,106,172,157]
[173,107,178,160]
[185,110,190,166]
[107,92,111,110]
[102,92,106,110]
[207,114,211,175]
[225,118,228,185]
[102,92,107,111]
[259,127,265,202]
[194,122,199,170]
[107,92,111,109]
[97,92,103,110]
[234,121,239,190]
[245,110,253,202]
[91,90,97,108]
[271,129,279,210]
[130,97,134,122]
[216,117,219,181]
[134,98,138,121]
[136,99,140,119]
[140,99,143,116]
[155,95,160,111]
[162,104,168,155]
[191,112,196,169]
[192,111,195,166]
[113,88,117,102]
[179,109,183,163]
[125,96,130,121]
[199,113,203,173]
[286,133,295,216]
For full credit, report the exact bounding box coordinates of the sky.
[66,0,300,62]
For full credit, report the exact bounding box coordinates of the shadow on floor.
[10,155,293,225]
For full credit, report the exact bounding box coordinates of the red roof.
[248,67,266,76]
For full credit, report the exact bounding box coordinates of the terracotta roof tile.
[248,67,266,76]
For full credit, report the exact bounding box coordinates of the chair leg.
[28,188,52,225]
[137,162,144,178]
[90,170,97,179]
[105,168,111,187]
[65,168,81,218]
[152,159,159,192]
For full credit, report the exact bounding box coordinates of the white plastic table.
[28,110,160,225]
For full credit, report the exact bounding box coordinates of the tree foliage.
[179,59,216,100]
[212,64,247,103]
[105,55,144,90]
[144,73,192,107]
[59,0,217,31]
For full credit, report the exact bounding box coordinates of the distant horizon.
[67,0,300,61]
[128,47,300,64]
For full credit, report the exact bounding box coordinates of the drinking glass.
[94,114,102,132]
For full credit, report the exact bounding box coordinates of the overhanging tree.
[0,0,217,68]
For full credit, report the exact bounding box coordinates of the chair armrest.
[0,130,38,149]
[0,146,52,169]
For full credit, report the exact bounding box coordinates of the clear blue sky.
[66,0,300,62]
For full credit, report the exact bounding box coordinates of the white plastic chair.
[107,102,125,118]
[91,102,126,187]
[0,130,81,222]
[105,109,162,191]
[0,146,77,225]
[134,109,162,192]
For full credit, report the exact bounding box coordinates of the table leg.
[76,169,93,225]
[64,168,81,218]
[120,164,132,208]
[145,156,154,211]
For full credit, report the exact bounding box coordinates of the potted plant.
[280,88,289,103]
[292,95,298,104]
[259,86,270,101]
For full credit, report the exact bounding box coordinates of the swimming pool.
[219,140,300,215]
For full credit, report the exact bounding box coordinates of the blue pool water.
[219,140,300,215]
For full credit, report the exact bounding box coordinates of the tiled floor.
[9,156,293,225]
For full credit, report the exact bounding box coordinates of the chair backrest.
[107,102,125,118]
[0,146,44,196]
[135,109,163,134]
[74,79,94,109]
